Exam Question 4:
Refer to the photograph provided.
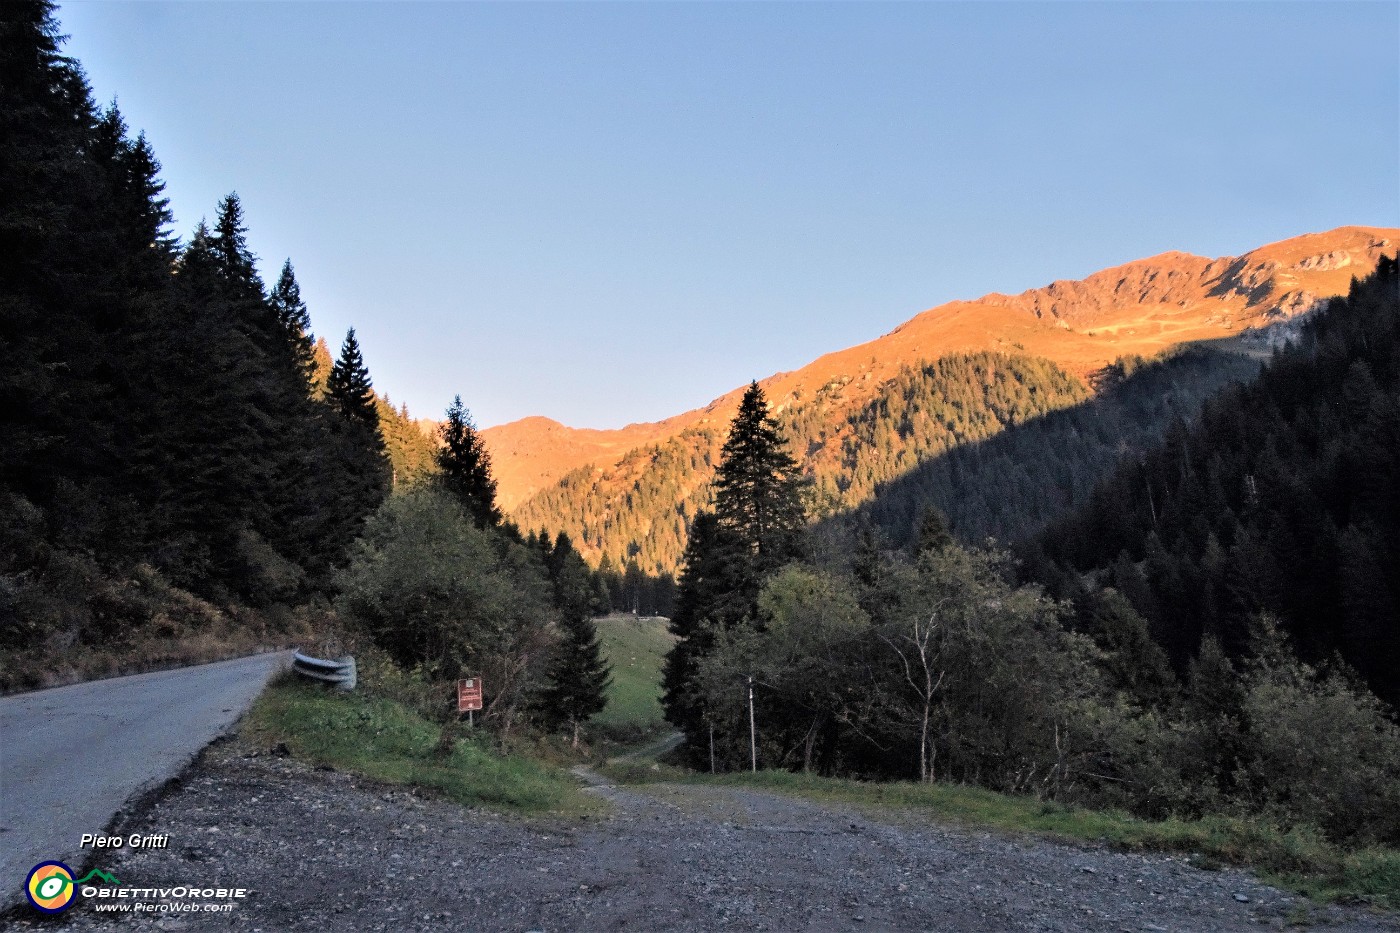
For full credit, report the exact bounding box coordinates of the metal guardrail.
[291,651,356,691]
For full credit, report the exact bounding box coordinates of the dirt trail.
[604,730,684,765]
[19,744,1398,932]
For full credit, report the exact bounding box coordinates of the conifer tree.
[547,532,602,621]
[298,326,390,582]
[852,517,888,589]
[209,192,264,303]
[535,531,612,745]
[662,512,745,740]
[269,259,316,391]
[437,395,501,527]
[914,505,954,556]
[0,0,99,514]
[177,221,217,282]
[713,382,807,570]
[327,328,380,435]
[90,105,175,289]
[662,386,809,755]
[538,611,612,747]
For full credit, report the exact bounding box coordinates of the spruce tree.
[269,259,316,392]
[535,531,612,744]
[538,611,612,747]
[316,326,390,558]
[914,505,953,556]
[326,328,380,434]
[209,192,264,303]
[437,395,501,527]
[84,103,178,560]
[0,0,99,518]
[659,511,751,745]
[713,381,807,570]
[90,105,175,290]
[662,385,808,755]
[546,532,601,622]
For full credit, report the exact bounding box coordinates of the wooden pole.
[748,676,757,773]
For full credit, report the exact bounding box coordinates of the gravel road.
[0,652,289,910]
[14,739,1398,932]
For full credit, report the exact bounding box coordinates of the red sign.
[457,677,483,713]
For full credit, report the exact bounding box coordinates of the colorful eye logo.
[25,861,77,913]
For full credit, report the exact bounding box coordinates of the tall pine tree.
[662,382,808,756]
[314,326,390,575]
[535,532,612,746]
[209,192,265,305]
[326,328,380,433]
[661,511,749,742]
[538,613,611,747]
[713,381,807,570]
[437,395,501,527]
[269,259,316,392]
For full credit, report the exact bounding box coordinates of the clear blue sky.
[57,1,1399,430]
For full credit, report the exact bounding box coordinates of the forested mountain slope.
[503,228,1397,573]
[515,353,1091,573]
[1027,257,1400,706]
[845,345,1263,548]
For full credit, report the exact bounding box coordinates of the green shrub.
[1235,621,1400,845]
[335,487,557,728]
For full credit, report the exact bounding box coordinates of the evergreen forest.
[3,4,389,677]
[844,346,1262,549]
[1026,257,1400,707]
[663,270,1400,849]
[0,3,615,748]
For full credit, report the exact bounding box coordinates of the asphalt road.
[0,652,287,909]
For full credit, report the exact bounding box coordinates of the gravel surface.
[9,740,1398,932]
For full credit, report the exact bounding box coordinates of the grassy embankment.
[236,614,675,819]
[242,675,602,818]
[0,586,319,695]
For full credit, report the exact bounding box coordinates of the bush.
[335,487,558,730]
[1235,620,1400,845]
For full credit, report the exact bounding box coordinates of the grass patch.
[592,614,674,741]
[603,766,1400,909]
[598,758,692,785]
[243,678,602,818]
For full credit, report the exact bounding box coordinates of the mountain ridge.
[485,225,1397,512]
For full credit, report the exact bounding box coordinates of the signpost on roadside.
[457,677,483,726]
[747,675,757,773]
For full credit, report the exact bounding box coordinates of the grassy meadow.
[592,613,675,741]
